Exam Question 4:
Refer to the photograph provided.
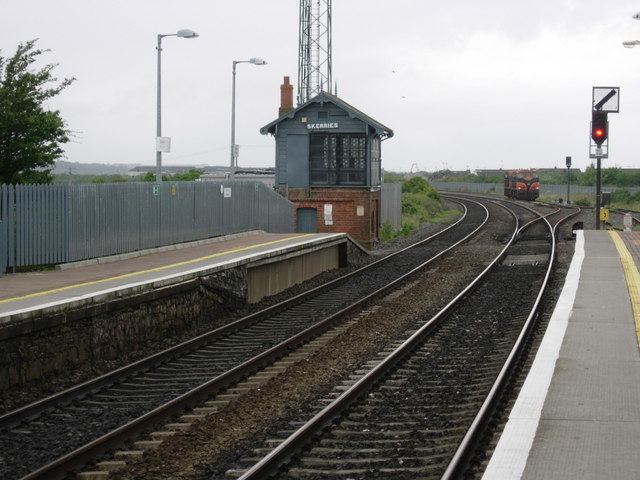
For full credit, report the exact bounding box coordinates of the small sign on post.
[600,208,609,223]
[156,136,171,153]
[324,204,333,226]
[592,86,620,113]
[624,213,633,232]
[153,185,160,196]
[589,145,608,159]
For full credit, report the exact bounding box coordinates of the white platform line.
[482,230,585,480]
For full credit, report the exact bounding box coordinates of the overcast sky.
[4,0,640,172]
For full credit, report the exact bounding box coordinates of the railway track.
[0,198,490,480]
[228,200,577,480]
[466,205,581,479]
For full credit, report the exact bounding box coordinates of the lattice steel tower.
[298,0,332,104]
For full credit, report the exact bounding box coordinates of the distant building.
[127,165,208,177]
[200,169,275,187]
[127,165,275,179]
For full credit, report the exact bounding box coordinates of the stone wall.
[0,268,247,391]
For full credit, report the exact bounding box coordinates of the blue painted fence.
[0,181,294,271]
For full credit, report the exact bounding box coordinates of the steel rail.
[440,200,580,479]
[0,200,471,431]
[237,200,519,480]
[517,205,560,235]
[439,192,547,236]
[19,199,490,480]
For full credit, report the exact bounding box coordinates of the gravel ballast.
[112,201,515,480]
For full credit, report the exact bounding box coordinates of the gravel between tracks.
[112,201,513,480]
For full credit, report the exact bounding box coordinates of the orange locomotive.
[504,169,540,201]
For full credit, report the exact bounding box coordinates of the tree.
[0,40,74,184]
[402,176,439,200]
[140,169,203,182]
[172,169,202,181]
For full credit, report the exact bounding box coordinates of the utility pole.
[595,155,602,230]
[566,156,571,204]
[590,86,619,230]
[155,29,199,183]
[229,58,267,180]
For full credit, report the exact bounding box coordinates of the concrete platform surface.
[483,230,640,480]
[0,232,346,320]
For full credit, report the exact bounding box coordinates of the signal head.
[591,111,608,146]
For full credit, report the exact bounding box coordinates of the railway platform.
[0,231,358,390]
[0,231,354,320]
[484,230,640,480]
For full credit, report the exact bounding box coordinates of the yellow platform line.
[0,234,310,306]
[609,231,640,346]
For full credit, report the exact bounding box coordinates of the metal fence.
[0,181,294,270]
[381,183,402,229]
[431,181,640,197]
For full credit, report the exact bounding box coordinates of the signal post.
[590,87,619,230]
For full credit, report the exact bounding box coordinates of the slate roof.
[260,91,394,139]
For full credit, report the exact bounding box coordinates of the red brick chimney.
[279,76,294,116]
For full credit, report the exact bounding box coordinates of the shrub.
[382,170,405,183]
[399,221,414,236]
[611,190,631,204]
[402,193,442,221]
[574,197,592,207]
[402,177,440,200]
[380,223,396,242]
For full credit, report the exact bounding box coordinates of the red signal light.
[591,111,608,146]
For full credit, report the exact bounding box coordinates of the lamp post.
[622,12,640,49]
[566,156,572,205]
[230,57,267,179]
[156,29,199,183]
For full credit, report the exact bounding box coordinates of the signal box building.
[260,78,393,249]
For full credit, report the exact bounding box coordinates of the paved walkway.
[0,232,345,318]
[483,230,640,480]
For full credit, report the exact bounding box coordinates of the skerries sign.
[307,122,339,130]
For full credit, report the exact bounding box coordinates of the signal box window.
[310,133,366,186]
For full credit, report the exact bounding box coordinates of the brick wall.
[283,187,381,249]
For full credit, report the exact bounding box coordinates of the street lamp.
[622,13,640,49]
[230,57,267,179]
[156,29,199,183]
